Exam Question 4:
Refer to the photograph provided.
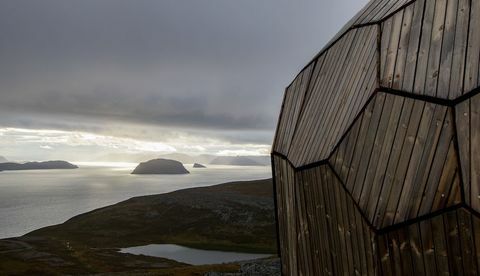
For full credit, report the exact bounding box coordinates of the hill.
[131,159,189,174]
[0,161,78,171]
[0,179,276,274]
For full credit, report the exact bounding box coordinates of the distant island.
[193,163,206,168]
[132,158,190,174]
[0,161,78,172]
[0,156,7,163]
[210,156,262,166]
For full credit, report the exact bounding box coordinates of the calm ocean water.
[0,162,271,238]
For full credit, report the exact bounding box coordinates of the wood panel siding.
[287,25,378,167]
[330,92,461,228]
[272,0,480,274]
[380,0,475,99]
[272,62,315,155]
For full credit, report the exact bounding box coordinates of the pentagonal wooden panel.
[377,208,480,275]
[272,155,297,275]
[287,25,378,167]
[380,0,477,99]
[319,0,411,57]
[330,92,461,228]
[295,164,377,275]
[456,92,480,213]
[272,62,315,155]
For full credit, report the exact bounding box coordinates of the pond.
[120,244,272,265]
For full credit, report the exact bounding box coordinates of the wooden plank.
[312,167,334,275]
[284,64,315,154]
[471,94,480,211]
[408,105,449,218]
[317,28,371,157]
[444,210,464,275]
[366,94,404,225]
[294,174,308,276]
[447,171,462,205]
[352,93,386,202]
[401,0,426,92]
[387,231,404,275]
[375,97,412,227]
[301,31,359,165]
[381,15,394,86]
[320,28,378,159]
[359,93,397,211]
[455,99,471,204]
[424,0,448,97]
[304,30,361,164]
[473,214,480,273]
[373,0,410,23]
[336,169,355,275]
[457,209,478,275]
[429,139,459,212]
[304,171,324,274]
[397,226,415,275]
[413,0,436,95]
[408,223,426,275]
[419,219,438,275]
[464,0,480,93]
[448,0,469,99]
[436,0,458,99]
[320,166,342,275]
[291,32,354,166]
[382,100,425,226]
[340,113,364,182]
[431,214,450,275]
[381,10,404,88]
[364,220,377,274]
[336,37,378,145]
[356,0,389,25]
[394,102,436,224]
[345,183,363,276]
[377,234,394,275]
[392,3,415,89]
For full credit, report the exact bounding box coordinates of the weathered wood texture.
[377,208,480,275]
[272,63,315,155]
[380,0,477,99]
[272,0,480,274]
[456,92,480,213]
[330,92,461,228]
[274,158,378,275]
[287,25,378,167]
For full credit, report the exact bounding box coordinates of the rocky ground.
[206,258,281,276]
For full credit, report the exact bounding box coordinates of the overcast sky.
[0,0,368,161]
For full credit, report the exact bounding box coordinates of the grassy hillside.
[0,178,277,275]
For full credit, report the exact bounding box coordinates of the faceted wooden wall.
[272,0,480,274]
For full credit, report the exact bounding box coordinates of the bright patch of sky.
[0,127,271,162]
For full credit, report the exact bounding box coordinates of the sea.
[0,162,272,239]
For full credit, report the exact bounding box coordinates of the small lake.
[120,244,272,265]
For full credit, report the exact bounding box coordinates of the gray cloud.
[0,0,368,145]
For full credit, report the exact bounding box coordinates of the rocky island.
[0,161,78,171]
[193,162,206,168]
[131,158,189,174]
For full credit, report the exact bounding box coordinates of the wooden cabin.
[271,0,480,274]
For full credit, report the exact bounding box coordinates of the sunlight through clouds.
[0,127,271,161]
